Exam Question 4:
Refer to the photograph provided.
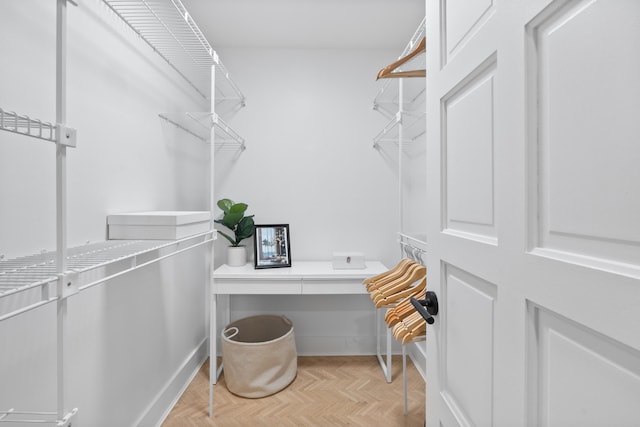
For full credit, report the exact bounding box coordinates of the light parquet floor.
[163,356,425,427]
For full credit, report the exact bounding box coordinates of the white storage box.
[107,211,211,240]
[332,252,365,269]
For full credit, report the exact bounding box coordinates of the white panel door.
[424,1,640,426]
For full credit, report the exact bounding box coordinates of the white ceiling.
[180,0,425,50]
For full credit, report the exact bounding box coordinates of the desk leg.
[375,308,393,383]
[210,291,216,417]
[210,293,229,417]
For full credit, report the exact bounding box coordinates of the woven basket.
[221,315,297,398]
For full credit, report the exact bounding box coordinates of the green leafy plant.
[214,198,255,247]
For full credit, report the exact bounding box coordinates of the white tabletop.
[213,260,388,280]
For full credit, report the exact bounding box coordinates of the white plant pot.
[227,246,247,267]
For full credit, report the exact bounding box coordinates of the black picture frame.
[253,224,292,269]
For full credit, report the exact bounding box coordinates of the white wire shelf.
[213,113,245,150]
[0,107,77,147]
[373,16,426,108]
[373,81,426,118]
[102,0,244,104]
[0,408,77,426]
[400,16,426,59]
[373,111,426,147]
[372,79,400,118]
[0,107,54,143]
[159,112,245,150]
[0,231,214,322]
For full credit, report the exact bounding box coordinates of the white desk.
[212,261,387,295]
[209,260,387,408]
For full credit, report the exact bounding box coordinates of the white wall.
[0,0,210,259]
[1,1,210,425]
[0,1,421,421]
[213,47,400,268]
[211,47,406,356]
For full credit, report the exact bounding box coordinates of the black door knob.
[410,291,439,324]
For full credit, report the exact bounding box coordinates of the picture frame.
[253,224,292,269]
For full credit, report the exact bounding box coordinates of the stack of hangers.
[364,258,427,415]
[386,287,427,344]
[365,257,427,343]
[365,258,426,309]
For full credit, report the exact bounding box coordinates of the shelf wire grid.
[399,16,426,60]
[0,107,57,143]
[373,16,426,106]
[102,0,244,103]
[373,111,426,147]
[0,235,213,320]
[0,408,77,426]
[159,112,245,150]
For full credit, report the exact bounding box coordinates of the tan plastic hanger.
[365,258,416,292]
[376,37,426,80]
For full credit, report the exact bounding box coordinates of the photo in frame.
[253,224,292,269]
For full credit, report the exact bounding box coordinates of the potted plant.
[215,198,255,266]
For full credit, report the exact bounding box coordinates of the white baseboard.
[407,341,426,382]
[133,337,208,427]
[293,335,403,356]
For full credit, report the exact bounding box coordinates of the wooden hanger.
[392,310,427,342]
[385,288,426,326]
[364,258,413,288]
[365,258,416,292]
[401,316,426,344]
[370,264,427,307]
[374,276,426,308]
[376,36,426,80]
[370,263,426,306]
[392,311,420,340]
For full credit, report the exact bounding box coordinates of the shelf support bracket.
[56,124,77,147]
[57,271,79,300]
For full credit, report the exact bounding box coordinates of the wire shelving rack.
[2,0,235,424]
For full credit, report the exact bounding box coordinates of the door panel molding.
[442,0,496,66]
[527,302,640,427]
[442,263,497,427]
[442,53,497,245]
[526,0,640,278]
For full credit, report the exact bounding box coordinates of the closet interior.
[1,0,427,425]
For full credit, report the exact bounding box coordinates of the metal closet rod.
[398,233,427,264]
[400,241,426,264]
